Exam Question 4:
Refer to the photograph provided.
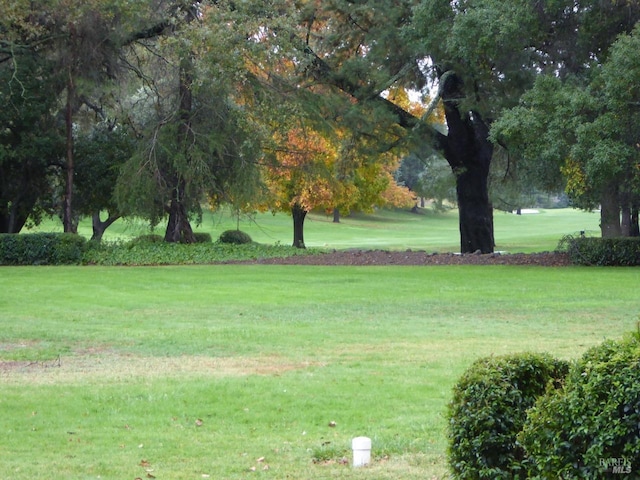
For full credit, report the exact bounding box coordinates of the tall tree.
[0,53,63,233]
[292,0,531,252]
[491,4,640,237]
[116,1,266,242]
[290,0,640,251]
[0,0,165,233]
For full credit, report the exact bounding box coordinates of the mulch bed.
[236,250,572,266]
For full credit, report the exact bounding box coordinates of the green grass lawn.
[1,264,637,479]
[27,206,601,253]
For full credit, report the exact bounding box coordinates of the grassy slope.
[27,207,601,253]
[1,265,637,479]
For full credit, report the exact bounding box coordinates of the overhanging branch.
[302,44,448,149]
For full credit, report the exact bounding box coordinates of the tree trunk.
[600,185,621,238]
[631,204,639,237]
[456,166,495,253]
[63,73,77,234]
[333,208,340,223]
[0,195,32,234]
[439,73,494,253]
[621,203,631,237]
[164,183,195,243]
[163,31,197,245]
[91,211,120,242]
[292,203,307,249]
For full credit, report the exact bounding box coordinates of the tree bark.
[600,185,621,238]
[292,203,307,248]
[163,27,196,244]
[439,73,494,253]
[333,208,340,223]
[63,72,77,234]
[621,202,631,237]
[91,211,120,242]
[631,204,639,237]
[456,165,495,253]
[164,185,196,243]
[0,193,32,234]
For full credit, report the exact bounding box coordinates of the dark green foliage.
[0,54,63,233]
[558,235,640,266]
[218,229,252,245]
[128,234,164,247]
[193,233,212,243]
[0,233,86,265]
[447,353,570,479]
[520,335,640,479]
[82,241,315,266]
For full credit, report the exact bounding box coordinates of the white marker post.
[352,436,371,467]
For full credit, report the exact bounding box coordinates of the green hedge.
[559,235,640,266]
[520,335,640,479]
[193,232,212,243]
[0,233,87,265]
[447,353,569,479]
[218,229,252,245]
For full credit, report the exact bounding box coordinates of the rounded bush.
[193,232,212,243]
[520,335,640,479]
[128,234,164,247]
[218,229,252,245]
[447,353,569,479]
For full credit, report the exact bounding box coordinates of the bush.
[127,234,164,247]
[447,353,569,479]
[558,235,640,266]
[193,232,212,243]
[520,335,640,479]
[218,229,252,245]
[0,233,86,265]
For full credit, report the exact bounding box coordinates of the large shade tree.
[287,0,640,251]
[491,4,640,237]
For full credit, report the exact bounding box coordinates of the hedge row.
[448,334,640,479]
[559,235,640,266]
[0,233,87,265]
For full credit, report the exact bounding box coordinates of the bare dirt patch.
[239,250,571,267]
[0,353,322,385]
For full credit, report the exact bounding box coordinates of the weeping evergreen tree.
[116,3,265,242]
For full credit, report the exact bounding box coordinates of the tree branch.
[302,44,448,149]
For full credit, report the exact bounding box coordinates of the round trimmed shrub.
[193,232,212,243]
[128,234,164,247]
[447,353,569,479]
[520,335,640,479]
[218,229,252,245]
